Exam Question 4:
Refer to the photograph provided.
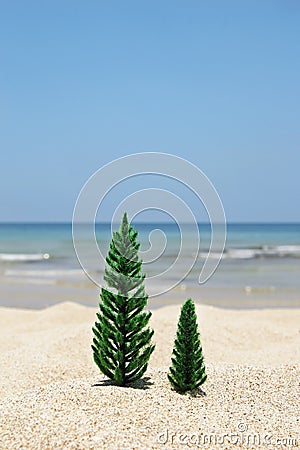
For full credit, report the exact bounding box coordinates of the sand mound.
[0,302,299,449]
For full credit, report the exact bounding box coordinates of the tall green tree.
[92,212,155,386]
[168,298,207,393]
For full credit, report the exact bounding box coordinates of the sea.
[0,223,299,309]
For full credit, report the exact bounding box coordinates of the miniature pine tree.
[92,212,155,386]
[168,298,207,393]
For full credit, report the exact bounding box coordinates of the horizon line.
[1,221,300,225]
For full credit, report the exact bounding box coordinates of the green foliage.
[168,298,207,393]
[92,212,155,386]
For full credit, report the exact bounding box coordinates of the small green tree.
[92,212,155,386]
[168,298,207,393]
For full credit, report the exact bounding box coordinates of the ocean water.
[0,223,299,309]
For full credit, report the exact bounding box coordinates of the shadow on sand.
[92,376,154,390]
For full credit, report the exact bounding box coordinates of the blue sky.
[0,1,299,222]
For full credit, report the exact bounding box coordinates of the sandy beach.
[0,301,299,449]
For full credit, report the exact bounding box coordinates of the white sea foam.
[219,245,300,260]
[3,277,57,285]
[273,245,300,256]
[198,245,300,260]
[199,252,227,260]
[4,269,84,277]
[0,253,50,262]
[227,249,258,259]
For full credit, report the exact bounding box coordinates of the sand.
[0,301,299,449]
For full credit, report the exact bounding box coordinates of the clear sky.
[0,1,299,222]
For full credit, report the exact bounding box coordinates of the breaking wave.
[0,253,50,262]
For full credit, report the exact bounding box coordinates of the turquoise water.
[0,223,299,308]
